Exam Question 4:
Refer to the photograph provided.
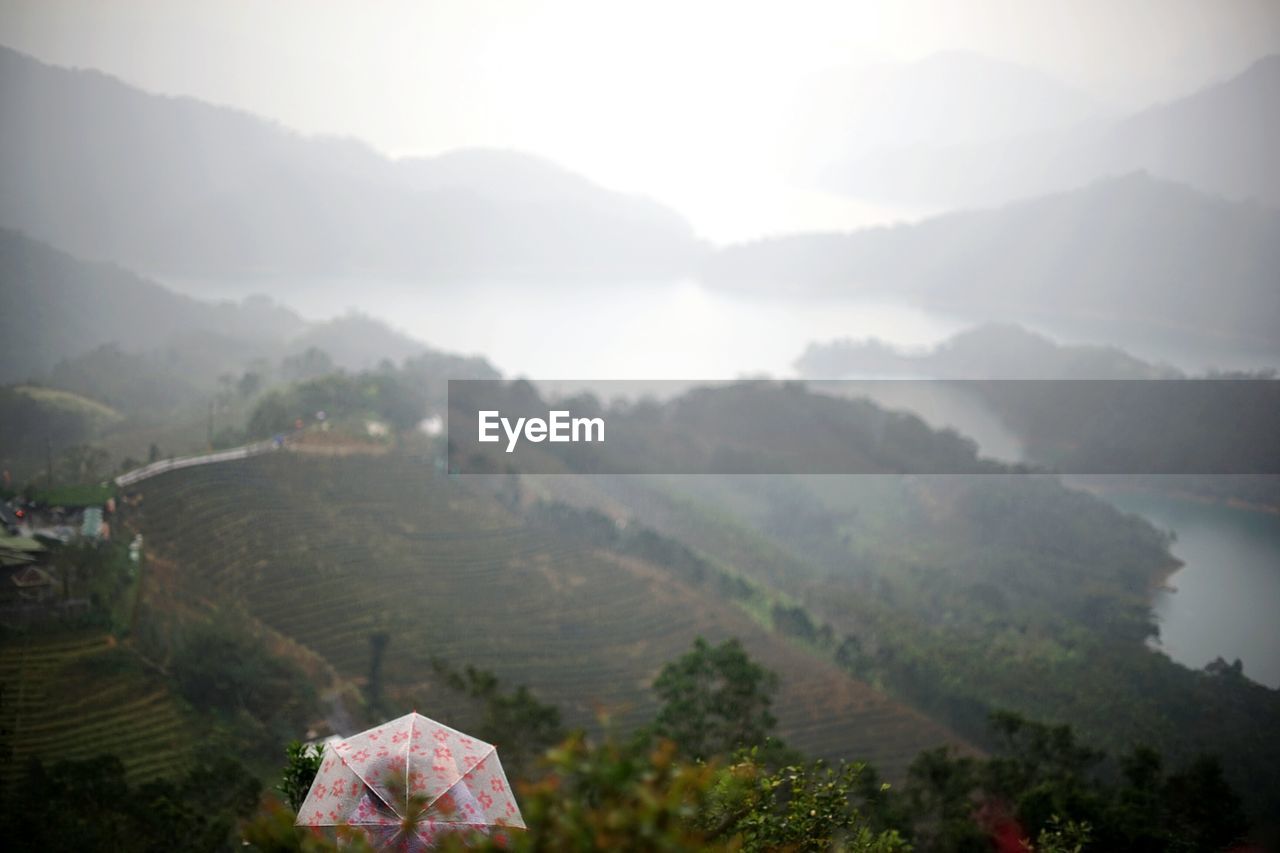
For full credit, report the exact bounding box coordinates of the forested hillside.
[530,470,1280,820]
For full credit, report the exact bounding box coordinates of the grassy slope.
[0,632,192,786]
[128,453,971,781]
[14,386,124,425]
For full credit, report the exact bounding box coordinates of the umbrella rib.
[406,713,414,811]
[344,750,401,819]
[426,816,509,827]
[422,744,497,814]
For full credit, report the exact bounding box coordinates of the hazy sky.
[3,0,1277,239]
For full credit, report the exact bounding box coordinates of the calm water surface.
[165,277,968,379]
[1098,489,1280,689]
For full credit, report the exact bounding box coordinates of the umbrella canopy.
[296,711,524,850]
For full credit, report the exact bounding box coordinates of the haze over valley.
[2,3,1278,849]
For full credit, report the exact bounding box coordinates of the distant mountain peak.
[820,46,1280,209]
[0,45,700,280]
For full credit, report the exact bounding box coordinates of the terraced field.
[129,453,971,780]
[0,632,192,785]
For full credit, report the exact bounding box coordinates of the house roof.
[0,551,36,568]
[0,534,46,552]
[11,565,54,588]
[0,534,46,568]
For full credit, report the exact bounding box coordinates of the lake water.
[168,275,1276,381]
[1092,488,1280,689]
[166,277,969,380]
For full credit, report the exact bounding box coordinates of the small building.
[10,565,57,602]
[80,507,107,540]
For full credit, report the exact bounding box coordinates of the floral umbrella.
[296,711,524,850]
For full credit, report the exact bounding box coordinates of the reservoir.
[1095,488,1280,689]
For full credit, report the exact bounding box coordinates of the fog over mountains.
[0,228,299,382]
[796,323,1181,381]
[3,43,1277,366]
[3,8,1280,844]
[821,53,1280,209]
[0,228,492,385]
[793,51,1106,168]
[705,173,1280,354]
[0,46,702,281]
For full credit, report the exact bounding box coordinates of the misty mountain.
[794,51,1103,169]
[0,228,305,383]
[821,54,1280,208]
[0,228,501,478]
[283,314,431,373]
[704,173,1280,353]
[796,325,1279,487]
[796,323,1181,379]
[0,228,499,394]
[0,46,702,281]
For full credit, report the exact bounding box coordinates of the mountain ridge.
[0,45,702,281]
[0,227,497,385]
[821,53,1280,208]
[703,172,1280,355]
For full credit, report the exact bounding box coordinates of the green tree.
[903,746,986,852]
[1160,754,1246,852]
[282,347,335,382]
[170,615,317,752]
[2,753,258,852]
[899,712,1251,852]
[705,754,909,852]
[60,443,110,484]
[366,630,390,714]
[247,391,297,438]
[981,710,1105,835]
[1033,815,1091,853]
[651,637,780,762]
[368,372,427,433]
[278,741,324,812]
[238,371,264,398]
[430,660,564,783]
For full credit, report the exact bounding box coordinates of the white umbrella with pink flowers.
[296,711,524,850]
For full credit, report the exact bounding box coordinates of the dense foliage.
[247,371,425,438]
[0,753,260,852]
[901,712,1247,852]
[0,625,1261,850]
[651,637,780,762]
[170,616,318,756]
[428,660,566,783]
[600,472,1280,820]
[238,640,1254,851]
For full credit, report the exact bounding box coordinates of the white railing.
[114,439,281,487]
